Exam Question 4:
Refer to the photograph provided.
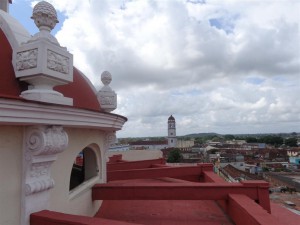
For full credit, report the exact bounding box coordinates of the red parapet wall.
[107,158,166,171]
[204,171,270,213]
[108,154,125,163]
[227,194,281,225]
[107,164,213,182]
[30,159,275,225]
[92,181,270,212]
[104,160,270,213]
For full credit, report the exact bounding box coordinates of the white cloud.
[29,0,300,137]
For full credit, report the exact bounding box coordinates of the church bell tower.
[168,115,177,148]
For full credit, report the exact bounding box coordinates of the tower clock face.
[169,123,175,128]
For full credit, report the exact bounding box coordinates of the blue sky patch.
[209,14,238,34]
[10,1,65,36]
[245,77,265,85]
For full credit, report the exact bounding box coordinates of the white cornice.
[0,98,127,130]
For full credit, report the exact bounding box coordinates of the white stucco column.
[21,125,68,225]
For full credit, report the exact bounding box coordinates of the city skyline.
[10,0,300,137]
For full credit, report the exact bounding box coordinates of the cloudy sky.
[10,0,300,138]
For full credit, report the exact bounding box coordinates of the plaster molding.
[21,125,68,225]
[15,48,38,70]
[26,126,68,157]
[47,49,69,74]
[104,131,117,165]
[24,125,68,195]
[0,98,127,130]
[25,178,55,196]
[104,131,117,149]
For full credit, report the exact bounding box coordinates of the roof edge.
[0,98,127,130]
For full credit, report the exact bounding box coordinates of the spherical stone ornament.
[101,71,112,86]
[31,1,59,31]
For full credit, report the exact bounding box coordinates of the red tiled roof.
[31,156,296,225]
[222,164,263,180]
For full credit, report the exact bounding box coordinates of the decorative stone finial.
[97,71,117,112]
[12,1,73,106]
[27,1,60,45]
[101,71,112,86]
[31,1,58,31]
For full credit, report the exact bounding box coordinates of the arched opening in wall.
[69,147,99,191]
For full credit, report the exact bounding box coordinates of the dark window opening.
[69,147,98,191]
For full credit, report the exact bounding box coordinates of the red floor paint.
[96,200,233,225]
[96,178,233,225]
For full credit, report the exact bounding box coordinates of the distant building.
[168,115,177,147]
[287,148,300,168]
[109,144,130,152]
[128,140,168,150]
[177,139,195,150]
[242,143,266,150]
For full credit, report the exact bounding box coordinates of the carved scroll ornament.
[24,126,68,195]
[26,125,68,158]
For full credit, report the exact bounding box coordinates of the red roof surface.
[31,157,300,225]
[96,179,233,225]
[0,28,101,111]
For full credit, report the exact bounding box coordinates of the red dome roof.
[0,29,26,99]
[0,28,101,112]
[54,68,100,111]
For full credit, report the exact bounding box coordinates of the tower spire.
[167,115,177,148]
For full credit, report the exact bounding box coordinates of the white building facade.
[0,2,126,225]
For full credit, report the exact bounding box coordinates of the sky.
[9,0,300,138]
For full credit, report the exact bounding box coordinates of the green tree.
[246,137,258,143]
[194,137,205,145]
[224,134,235,140]
[285,138,298,147]
[167,148,183,163]
[259,136,283,147]
[211,136,223,142]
